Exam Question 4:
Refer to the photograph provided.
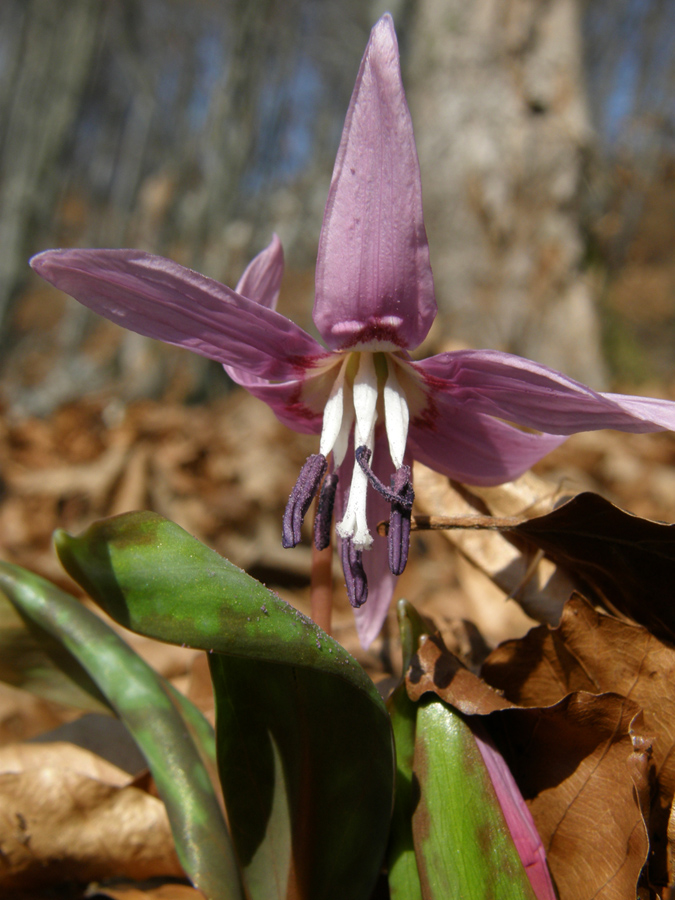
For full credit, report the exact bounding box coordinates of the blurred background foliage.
[1,0,674,415]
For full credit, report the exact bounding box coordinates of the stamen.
[388,465,414,576]
[355,446,413,509]
[336,445,373,549]
[336,354,378,549]
[282,454,327,548]
[331,383,354,467]
[341,538,368,608]
[319,359,348,459]
[352,353,378,437]
[384,362,410,470]
[355,446,413,576]
[314,472,338,550]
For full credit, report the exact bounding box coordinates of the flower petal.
[408,399,566,486]
[234,233,284,310]
[221,233,330,432]
[313,14,436,352]
[335,432,402,648]
[30,248,326,381]
[416,349,675,434]
[225,353,347,436]
[226,376,323,435]
[354,536,398,649]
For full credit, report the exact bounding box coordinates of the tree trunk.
[0,0,102,339]
[406,0,607,386]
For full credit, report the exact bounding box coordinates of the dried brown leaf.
[0,682,75,744]
[0,740,130,784]
[509,491,675,642]
[413,463,577,625]
[109,444,150,515]
[483,594,675,885]
[7,438,131,501]
[407,634,650,900]
[29,716,147,776]
[0,742,182,890]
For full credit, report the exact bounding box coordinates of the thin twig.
[376,513,525,536]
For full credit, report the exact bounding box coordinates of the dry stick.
[310,539,333,636]
[376,513,525,536]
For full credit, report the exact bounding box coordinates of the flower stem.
[310,540,333,635]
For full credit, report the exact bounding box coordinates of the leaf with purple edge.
[412,697,538,899]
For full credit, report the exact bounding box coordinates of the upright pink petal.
[223,232,328,431]
[417,350,675,434]
[314,14,436,352]
[234,233,284,310]
[31,249,326,382]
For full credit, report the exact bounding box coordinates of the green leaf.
[388,683,422,900]
[412,698,537,899]
[55,511,395,900]
[0,586,111,713]
[0,562,243,900]
[210,654,392,899]
[386,600,429,900]
[55,512,378,699]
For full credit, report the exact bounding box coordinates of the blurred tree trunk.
[406,0,607,386]
[0,0,102,340]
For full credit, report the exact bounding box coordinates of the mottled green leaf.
[0,562,242,900]
[386,600,428,900]
[210,654,391,900]
[0,587,110,712]
[413,699,536,900]
[55,512,378,699]
[55,511,395,900]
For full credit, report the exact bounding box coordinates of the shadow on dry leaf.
[509,491,675,642]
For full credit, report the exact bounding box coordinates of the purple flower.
[30,15,675,647]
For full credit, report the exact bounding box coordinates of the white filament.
[336,353,379,550]
[319,359,348,458]
[351,352,378,444]
[331,387,354,467]
[383,361,409,469]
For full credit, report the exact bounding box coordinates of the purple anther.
[282,454,327,548]
[314,472,338,550]
[341,538,368,608]
[388,465,414,575]
[354,445,414,575]
[355,446,413,510]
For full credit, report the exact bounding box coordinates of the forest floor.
[2,383,675,898]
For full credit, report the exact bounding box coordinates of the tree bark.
[406,0,607,386]
[0,0,102,338]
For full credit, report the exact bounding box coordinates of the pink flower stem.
[310,537,333,635]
